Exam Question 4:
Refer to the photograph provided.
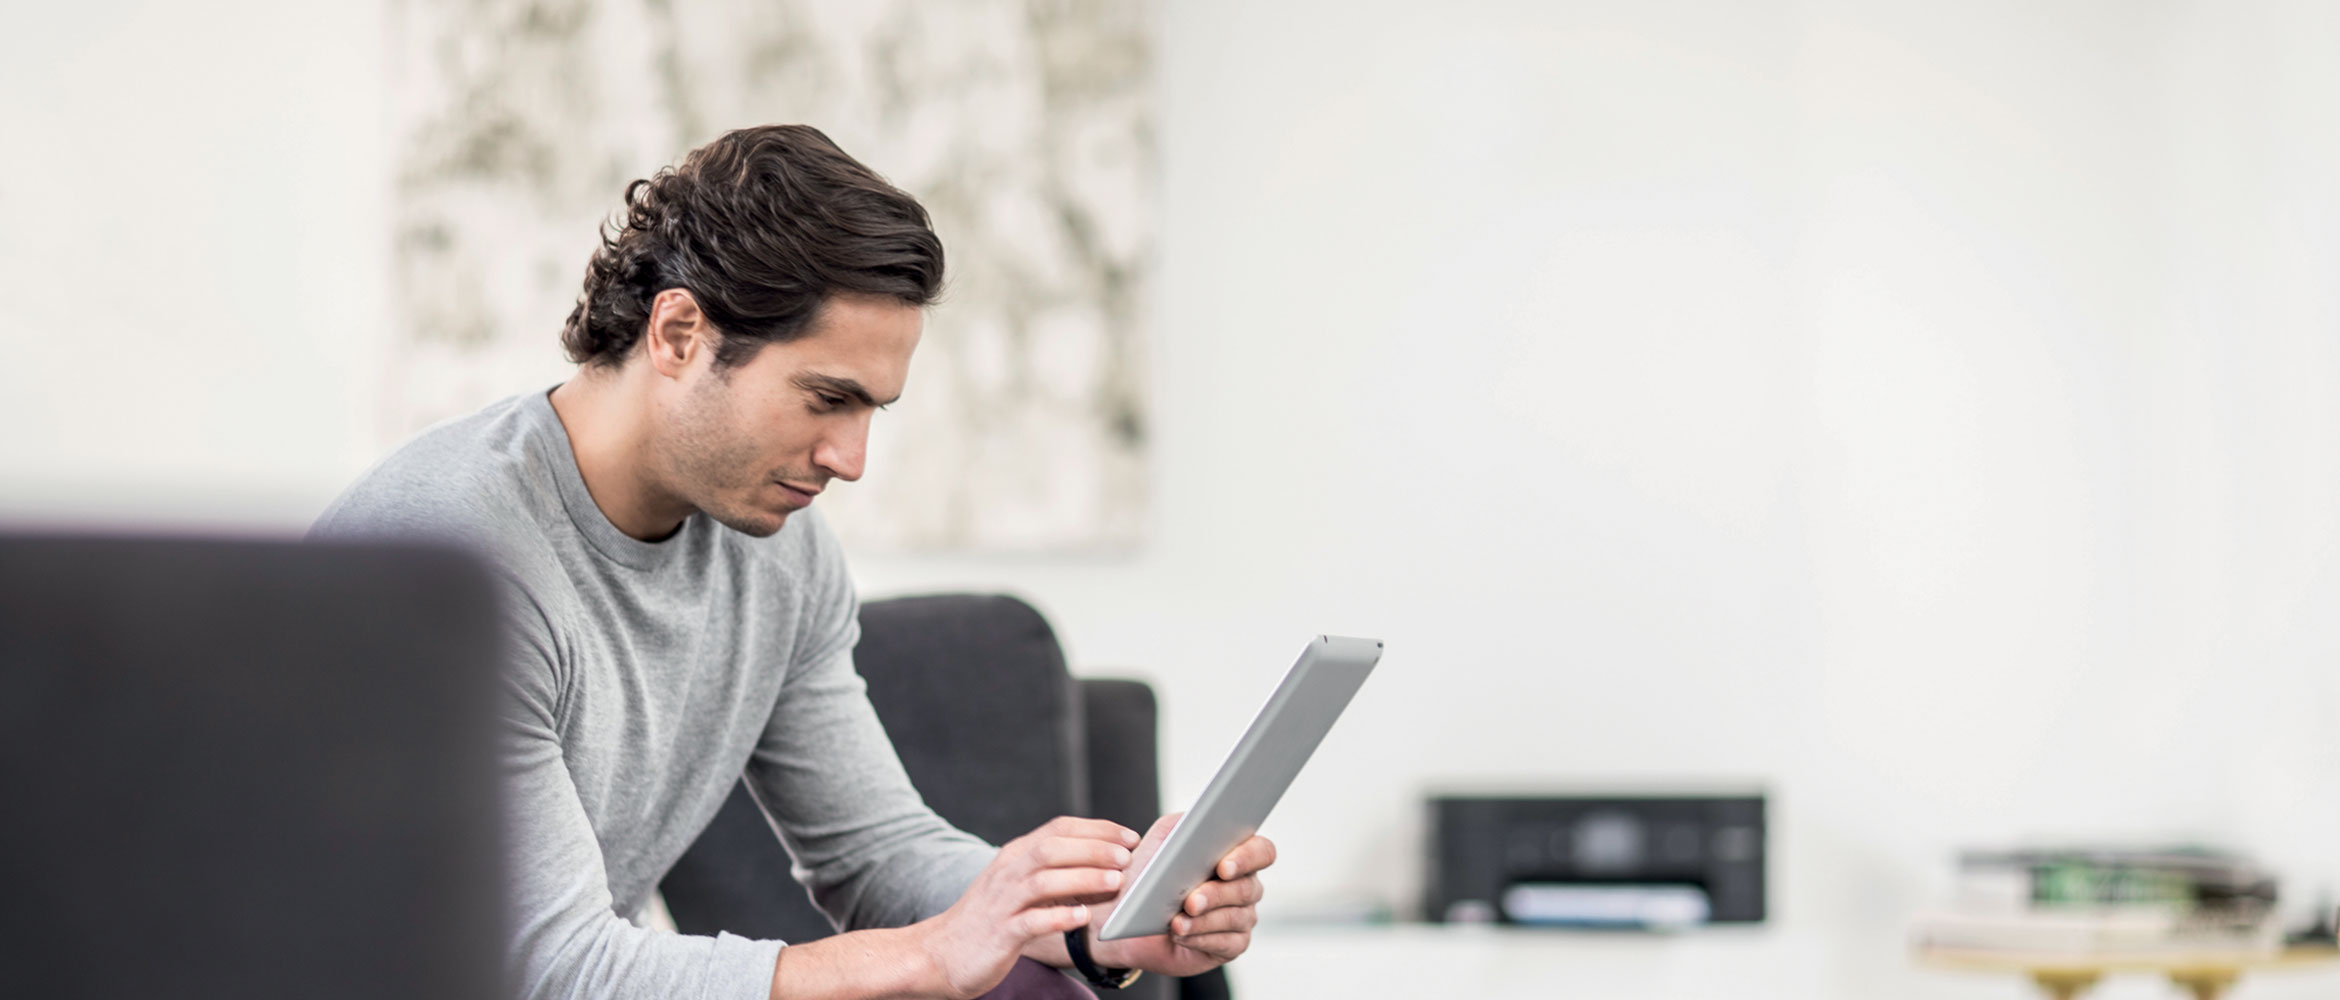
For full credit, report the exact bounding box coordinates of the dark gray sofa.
[659,594,1230,1000]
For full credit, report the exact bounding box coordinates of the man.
[314,125,1272,999]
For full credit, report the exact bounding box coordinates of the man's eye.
[815,394,846,409]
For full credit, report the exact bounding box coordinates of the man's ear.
[642,288,710,379]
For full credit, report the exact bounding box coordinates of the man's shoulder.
[310,392,562,561]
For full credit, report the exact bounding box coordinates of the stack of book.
[1912,846,2280,954]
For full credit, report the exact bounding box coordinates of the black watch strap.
[1063,928,1141,989]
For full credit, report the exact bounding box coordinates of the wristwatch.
[1063,928,1141,989]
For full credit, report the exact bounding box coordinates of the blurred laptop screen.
[0,535,505,1000]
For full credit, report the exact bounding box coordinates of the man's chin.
[706,506,792,539]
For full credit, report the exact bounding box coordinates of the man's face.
[655,294,921,538]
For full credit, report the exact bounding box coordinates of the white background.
[5,1,2338,997]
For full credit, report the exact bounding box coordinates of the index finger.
[1213,834,1277,880]
[1037,815,1142,848]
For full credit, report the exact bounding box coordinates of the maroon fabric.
[978,957,1098,1000]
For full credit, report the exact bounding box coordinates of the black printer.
[1425,793,1767,928]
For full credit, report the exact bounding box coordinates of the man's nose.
[814,416,869,483]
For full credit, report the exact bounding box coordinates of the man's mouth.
[776,481,823,508]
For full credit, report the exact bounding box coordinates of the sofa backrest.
[856,593,1092,841]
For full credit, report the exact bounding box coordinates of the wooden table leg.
[2170,971,2239,1000]
[2030,970,2100,1000]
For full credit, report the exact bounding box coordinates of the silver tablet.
[1096,635,1383,941]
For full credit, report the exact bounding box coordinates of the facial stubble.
[663,374,822,539]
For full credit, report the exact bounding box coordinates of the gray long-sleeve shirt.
[312,388,994,1000]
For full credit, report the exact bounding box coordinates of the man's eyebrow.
[793,372,897,407]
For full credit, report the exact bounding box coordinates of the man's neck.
[547,374,694,542]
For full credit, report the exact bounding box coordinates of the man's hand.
[1088,812,1277,977]
[910,816,1138,999]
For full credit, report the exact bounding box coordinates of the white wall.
[0,0,390,527]
[5,1,2337,997]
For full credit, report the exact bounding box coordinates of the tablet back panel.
[1099,634,1381,940]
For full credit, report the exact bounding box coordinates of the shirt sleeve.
[742,528,996,933]
[496,584,785,1000]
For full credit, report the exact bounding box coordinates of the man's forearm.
[769,926,938,1000]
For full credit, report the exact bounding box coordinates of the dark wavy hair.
[561,124,944,370]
